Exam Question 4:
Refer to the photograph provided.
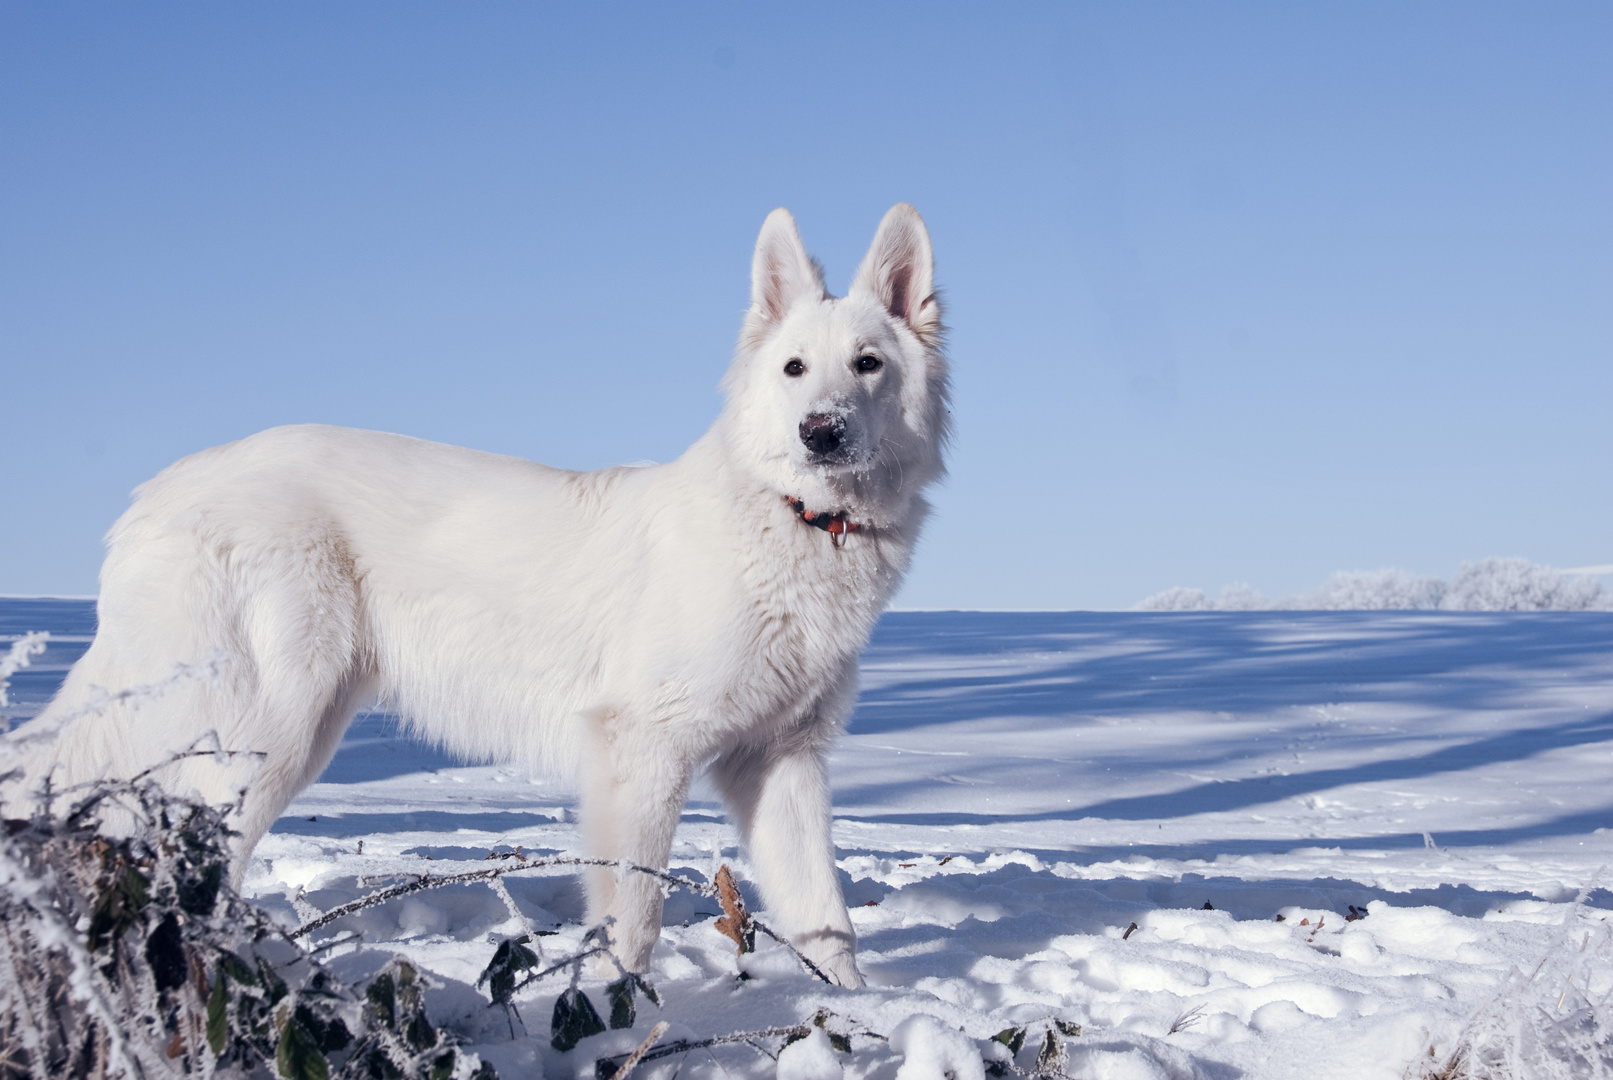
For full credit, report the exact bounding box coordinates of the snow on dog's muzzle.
[799,412,848,461]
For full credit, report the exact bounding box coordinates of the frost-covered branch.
[1,648,230,756]
[293,856,835,984]
[0,631,49,713]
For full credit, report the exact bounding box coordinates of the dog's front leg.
[579,712,692,975]
[710,730,864,988]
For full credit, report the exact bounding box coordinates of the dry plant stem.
[610,1021,671,1080]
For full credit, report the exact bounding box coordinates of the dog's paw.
[818,950,865,989]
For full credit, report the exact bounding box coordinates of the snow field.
[5,601,1612,1078]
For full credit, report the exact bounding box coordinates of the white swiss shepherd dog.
[14,204,949,988]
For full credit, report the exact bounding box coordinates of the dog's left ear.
[851,204,940,346]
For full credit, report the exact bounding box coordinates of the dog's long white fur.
[9,205,949,987]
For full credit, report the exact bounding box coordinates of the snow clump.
[890,1013,986,1080]
[776,1026,845,1080]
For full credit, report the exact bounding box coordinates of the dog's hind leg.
[709,681,863,987]
[578,708,693,974]
[201,535,373,874]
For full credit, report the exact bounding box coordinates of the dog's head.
[720,204,951,517]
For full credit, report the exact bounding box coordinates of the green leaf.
[550,987,606,1051]
[606,978,635,1030]
[1054,1019,1082,1038]
[206,972,229,1055]
[992,1026,1026,1055]
[220,952,256,985]
[274,1011,330,1080]
[429,1050,458,1080]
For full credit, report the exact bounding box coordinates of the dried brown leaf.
[712,865,753,955]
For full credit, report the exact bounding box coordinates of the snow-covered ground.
[5,600,1612,1079]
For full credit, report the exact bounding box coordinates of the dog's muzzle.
[799,413,847,461]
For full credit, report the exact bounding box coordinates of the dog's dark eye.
[856,354,882,374]
[783,358,805,377]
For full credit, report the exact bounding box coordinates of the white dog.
[12,204,949,987]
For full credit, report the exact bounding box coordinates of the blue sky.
[2,4,1608,609]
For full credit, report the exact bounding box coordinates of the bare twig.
[1167,1004,1204,1034]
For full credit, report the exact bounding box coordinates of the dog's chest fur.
[635,484,910,756]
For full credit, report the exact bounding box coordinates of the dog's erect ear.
[744,209,826,342]
[851,203,940,346]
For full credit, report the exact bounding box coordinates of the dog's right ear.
[742,209,826,347]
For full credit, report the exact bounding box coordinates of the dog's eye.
[856,354,882,374]
[783,358,805,377]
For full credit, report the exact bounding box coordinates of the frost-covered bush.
[1442,557,1607,612]
[1302,569,1447,611]
[0,765,495,1080]
[1423,910,1613,1079]
[1135,587,1217,612]
[1136,558,1609,612]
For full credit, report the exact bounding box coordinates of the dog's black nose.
[799,413,846,456]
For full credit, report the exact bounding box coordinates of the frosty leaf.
[552,987,607,1051]
[144,912,186,991]
[1036,1027,1066,1072]
[258,955,290,1005]
[632,972,662,1007]
[296,1001,352,1054]
[87,855,150,950]
[178,859,224,916]
[606,977,636,1029]
[407,1008,439,1053]
[1053,1019,1081,1038]
[812,1009,852,1053]
[367,970,397,1027]
[274,1009,330,1080]
[220,950,257,985]
[478,934,541,1006]
[993,1025,1027,1054]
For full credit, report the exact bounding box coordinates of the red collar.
[784,496,865,547]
